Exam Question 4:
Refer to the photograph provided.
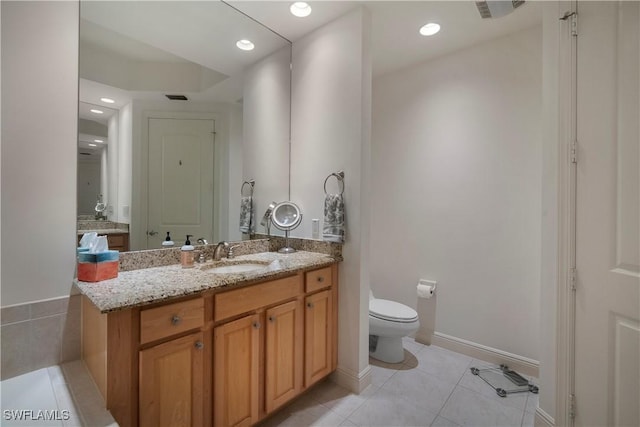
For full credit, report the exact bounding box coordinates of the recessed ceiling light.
[90,109,104,114]
[419,22,441,36]
[88,143,97,147]
[100,97,115,104]
[94,139,104,143]
[236,39,255,51]
[290,2,312,17]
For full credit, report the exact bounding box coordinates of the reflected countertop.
[75,251,337,313]
[77,229,129,235]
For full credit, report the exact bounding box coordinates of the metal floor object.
[470,364,539,398]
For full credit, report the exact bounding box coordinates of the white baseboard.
[534,408,555,427]
[431,332,540,378]
[330,365,372,394]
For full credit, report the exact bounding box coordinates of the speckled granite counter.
[75,251,337,313]
[77,229,129,235]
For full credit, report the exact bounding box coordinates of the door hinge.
[569,393,576,419]
[570,140,578,164]
[560,11,578,37]
[569,268,577,291]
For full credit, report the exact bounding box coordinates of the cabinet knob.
[307,302,314,308]
[268,316,275,323]
[194,341,204,350]
[171,315,181,326]
[317,276,324,282]
[253,321,261,329]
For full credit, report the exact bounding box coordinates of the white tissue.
[79,232,97,248]
[417,279,437,299]
[91,236,109,253]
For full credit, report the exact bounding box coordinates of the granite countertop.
[75,251,337,313]
[77,229,129,235]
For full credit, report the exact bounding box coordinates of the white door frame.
[554,1,578,426]
[132,110,226,250]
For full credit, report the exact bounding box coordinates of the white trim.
[535,407,556,427]
[555,1,577,426]
[431,332,539,377]
[330,365,372,394]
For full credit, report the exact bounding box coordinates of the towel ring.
[241,179,255,197]
[324,171,345,195]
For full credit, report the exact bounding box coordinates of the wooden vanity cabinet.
[139,331,205,427]
[303,266,337,387]
[83,262,338,427]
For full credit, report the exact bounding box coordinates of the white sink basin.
[200,261,269,274]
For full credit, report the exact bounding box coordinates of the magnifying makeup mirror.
[271,201,302,253]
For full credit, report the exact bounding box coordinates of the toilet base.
[369,335,405,364]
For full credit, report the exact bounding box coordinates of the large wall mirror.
[77,1,292,251]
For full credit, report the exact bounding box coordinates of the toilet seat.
[369,299,418,323]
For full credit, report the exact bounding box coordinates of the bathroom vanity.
[77,251,338,427]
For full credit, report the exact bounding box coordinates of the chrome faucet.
[197,238,208,245]
[213,241,229,261]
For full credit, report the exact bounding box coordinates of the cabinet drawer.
[305,267,333,293]
[140,298,204,344]
[214,275,302,322]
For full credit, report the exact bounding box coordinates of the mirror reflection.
[77,1,292,251]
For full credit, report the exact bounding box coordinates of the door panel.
[265,300,303,413]
[148,118,214,249]
[575,2,640,426]
[214,314,260,427]
[139,332,204,427]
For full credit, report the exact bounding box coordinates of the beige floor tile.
[380,368,456,415]
[347,388,437,427]
[406,345,472,385]
[440,386,525,427]
[431,415,460,427]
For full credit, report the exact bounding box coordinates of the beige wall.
[291,7,372,391]
[1,0,79,306]
[371,27,543,361]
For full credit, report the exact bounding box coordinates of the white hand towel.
[323,193,345,243]
[239,196,255,234]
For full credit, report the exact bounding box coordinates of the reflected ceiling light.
[94,139,104,143]
[290,2,312,17]
[419,22,441,36]
[100,97,115,104]
[236,39,255,51]
[90,109,104,114]
[88,143,97,147]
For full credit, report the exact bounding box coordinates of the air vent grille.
[165,94,188,101]
[475,1,525,19]
[476,1,492,18]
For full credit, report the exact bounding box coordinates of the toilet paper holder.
[417,279,437,298]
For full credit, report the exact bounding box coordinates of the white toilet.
[369,290,420,363]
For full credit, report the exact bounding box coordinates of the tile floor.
[0,338,538,427]
[261,338,538,427]
[0,361,116,427]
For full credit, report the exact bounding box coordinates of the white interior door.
[575,2,640,426]
[147,118,214,249]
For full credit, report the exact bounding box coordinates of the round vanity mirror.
[271,201,302,253]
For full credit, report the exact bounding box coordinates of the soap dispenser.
[162,232,174,248]
[181,235,195,268]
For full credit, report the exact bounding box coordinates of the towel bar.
[241,179,255,197]
[324,171,345,195]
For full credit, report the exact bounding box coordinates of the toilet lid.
[369,299,418,323]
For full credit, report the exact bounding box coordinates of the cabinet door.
[214,314,260,427]
[139,331,204,427]
[304,290,333,387]
[265,300,303,413]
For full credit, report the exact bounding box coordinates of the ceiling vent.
[165,94,188,101]
[476,1,525,19]
[80,152,92,156]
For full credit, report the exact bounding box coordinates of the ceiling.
[231,1,542,77]
[78,0,542,123]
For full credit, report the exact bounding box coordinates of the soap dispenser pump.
[162,232,174,248]
[181,235,195,268]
